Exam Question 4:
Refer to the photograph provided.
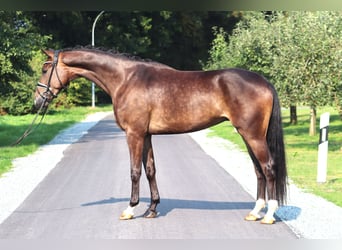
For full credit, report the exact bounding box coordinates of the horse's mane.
[61,46,170,68]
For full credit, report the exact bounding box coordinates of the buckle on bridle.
[37,81,58,99]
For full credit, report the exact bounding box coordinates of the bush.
[66,78,92,106]
[0,80,35,115]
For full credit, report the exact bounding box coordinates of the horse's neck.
[62,50,125,95]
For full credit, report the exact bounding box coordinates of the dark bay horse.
[34,47,287,224]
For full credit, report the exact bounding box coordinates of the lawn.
[0,105,112,176]
[209,107,342,207]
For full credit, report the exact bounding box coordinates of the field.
[209,107,342,207]
[0,105,112,176]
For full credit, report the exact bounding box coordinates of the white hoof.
[119,205,136,220]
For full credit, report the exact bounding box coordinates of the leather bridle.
[36,50,64,102]
[11,50,64,146]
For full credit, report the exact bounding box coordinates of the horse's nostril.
[34,97,46,109]
[34,99,40,109]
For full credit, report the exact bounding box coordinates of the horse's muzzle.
[34,95,49,110]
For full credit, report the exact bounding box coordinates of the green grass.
[0,105,112,176]
[209,107,342,207]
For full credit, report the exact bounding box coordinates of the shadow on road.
[82,196,301,221]
[82,196,253,216]
[11,197,300,224]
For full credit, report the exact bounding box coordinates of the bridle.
[36,50,64,102]
[11,50,64,146]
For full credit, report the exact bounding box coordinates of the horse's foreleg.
[142,134,160,218]
[120,132,144,220]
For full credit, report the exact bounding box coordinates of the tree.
[29,11,240,70]
[273,12,342,134]
[0,11,50,115]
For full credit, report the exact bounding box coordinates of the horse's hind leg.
[142,134,160,218]
[240,135,278,224]
[244,143,267,221]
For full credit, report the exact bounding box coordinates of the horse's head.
[34,49,71,109]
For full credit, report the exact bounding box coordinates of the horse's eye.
[42,61,51,74]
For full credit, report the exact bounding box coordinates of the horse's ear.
[41,49,54,58]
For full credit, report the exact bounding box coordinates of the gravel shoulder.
[0,112,341,238]
[0,111,111,225]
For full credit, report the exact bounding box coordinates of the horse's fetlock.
[131,170,141,182]
[145,166,155,179]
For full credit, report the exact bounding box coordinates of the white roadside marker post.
[317,112,330,183]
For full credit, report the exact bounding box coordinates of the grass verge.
[209,107,342,207]
[0,105,112,176]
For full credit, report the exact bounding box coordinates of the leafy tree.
[273,12,342,134]
[29,11,239,70]
[0,11,50,115]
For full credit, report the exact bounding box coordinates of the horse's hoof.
[244,213,260,221]
[119,212,134,220]
[144,210,158,218]
[260,216,275,225]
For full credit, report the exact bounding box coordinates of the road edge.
[0,111,112,225]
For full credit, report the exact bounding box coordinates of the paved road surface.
[0,114,296,239]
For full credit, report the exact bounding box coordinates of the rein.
[10,98,49,146]
[11,50,61,146]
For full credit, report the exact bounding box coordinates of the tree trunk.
[309,106,317,136]
[334,92,342,120]
[290,105,297,125]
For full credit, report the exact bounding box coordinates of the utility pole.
[91,11,105,108]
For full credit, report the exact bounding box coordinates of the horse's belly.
[148,114,226,134]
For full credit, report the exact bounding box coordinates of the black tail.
[267,85,288,205]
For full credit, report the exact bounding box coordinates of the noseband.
[36,50,64,102]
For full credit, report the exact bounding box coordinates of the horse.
[34,47,287,224]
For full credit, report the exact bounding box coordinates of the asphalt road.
[0,114,296,239]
